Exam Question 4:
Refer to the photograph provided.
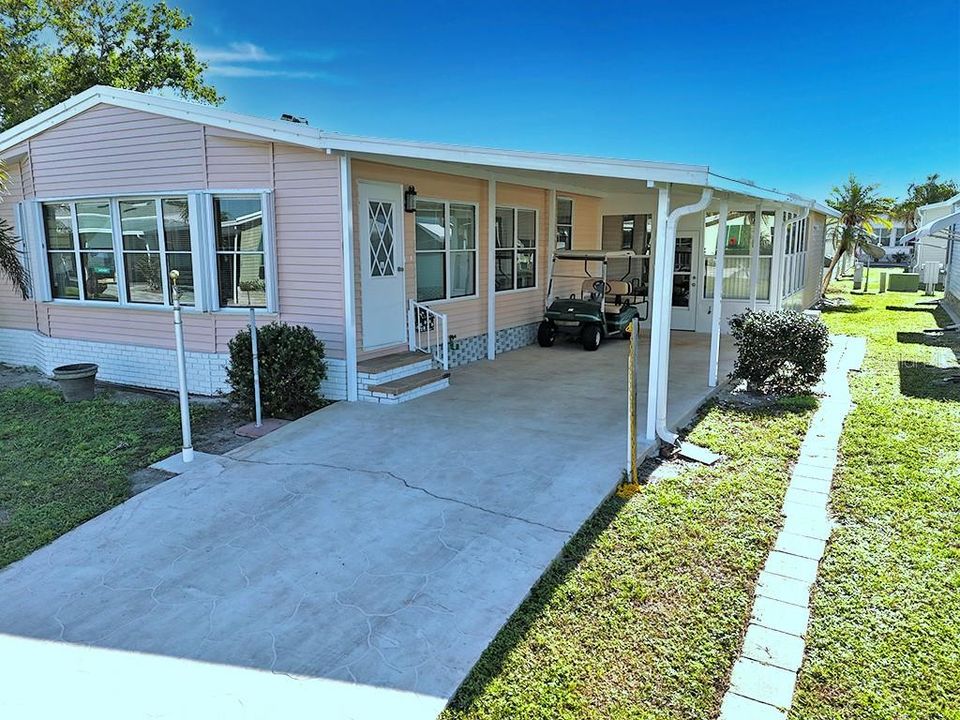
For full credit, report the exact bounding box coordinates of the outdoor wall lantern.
[404,185,418,213]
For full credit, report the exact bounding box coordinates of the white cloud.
[197,42,277,64]
[206,65,342,82]
[198,41,343,83]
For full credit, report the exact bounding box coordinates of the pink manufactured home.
[0,86,838,410]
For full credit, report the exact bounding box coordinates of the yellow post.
[618,317,642,497]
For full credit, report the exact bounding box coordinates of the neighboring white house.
[911,193,959,273]
[904,192,960,315]
[867,216,910,264]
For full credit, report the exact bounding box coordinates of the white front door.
[670,230,700,331]
[359,182,407,349]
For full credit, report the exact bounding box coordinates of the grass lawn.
[791,281,960,719]
[442,396,816,720]
[0,384,211,569]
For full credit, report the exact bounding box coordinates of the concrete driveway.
[0,333,732,719]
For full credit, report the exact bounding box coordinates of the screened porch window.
[703,210,774,301]
[415,199,477,301]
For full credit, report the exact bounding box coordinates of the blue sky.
[177,0,959,202]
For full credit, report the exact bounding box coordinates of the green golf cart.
[538,250,649,351]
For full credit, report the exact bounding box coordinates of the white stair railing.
[408,299,449,370]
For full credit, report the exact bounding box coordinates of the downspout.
[707,200,729,387]
[653,187,713,445]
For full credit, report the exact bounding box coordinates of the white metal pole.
[170,271,193,463]
[708,201,729,387]
[249,307,262,427]
[338,154,359,401]
[487,176,497,360]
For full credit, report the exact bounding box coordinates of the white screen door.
[359,182,406,349]
[671,230,700,331]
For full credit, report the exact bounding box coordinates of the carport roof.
[0,85,834,213]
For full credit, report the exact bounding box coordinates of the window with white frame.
[119,197,193,305]
[42,196,191,306]
[495,207,537,292]
[213,195,266,308]
[37,191,275,311]
[556,197,573,250]
[414,199,477,301]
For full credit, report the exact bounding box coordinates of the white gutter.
[653,187,713,445]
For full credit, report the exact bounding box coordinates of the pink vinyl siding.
[28,104,205,196]
[272,144,345,358]
[0,103,346,359]
[204,130,273,189]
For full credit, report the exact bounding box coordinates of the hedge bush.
[728,309,830,394]
[227,321,327,419]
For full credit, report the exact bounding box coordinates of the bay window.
[37,190,275,311]
[495,207,537,292]
[415,199,477,301]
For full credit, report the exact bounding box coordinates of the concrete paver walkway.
[719,335,866,720]
[0,334,733,720]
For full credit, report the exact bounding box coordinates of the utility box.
[879,272,887,293]
[922,262,940,296]
[887,273,920,292]
[853,263,863,290]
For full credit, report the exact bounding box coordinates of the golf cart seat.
[603,280,636,315]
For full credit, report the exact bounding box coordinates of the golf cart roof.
[554,250,639,261]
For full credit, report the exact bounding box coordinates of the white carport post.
[339,154,358,401]
[771,207,786,305]
[708,200,729,387]
[645,185,671,442]
[487,176,497,360]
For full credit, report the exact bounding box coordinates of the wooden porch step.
[357,351,428,375]
[366,368,451,399]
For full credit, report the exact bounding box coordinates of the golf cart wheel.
[580,323,602,351]
[537,320,557,347]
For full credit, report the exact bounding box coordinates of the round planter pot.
[52,363,99,402]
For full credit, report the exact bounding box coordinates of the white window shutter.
[261,190,279,313]
[27,201,51,302]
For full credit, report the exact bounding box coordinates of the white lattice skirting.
[0,328,348,400]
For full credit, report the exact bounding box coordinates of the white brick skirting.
[0,328,349,400]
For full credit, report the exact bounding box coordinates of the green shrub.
[226,321,327,419]
[728,309,830,394]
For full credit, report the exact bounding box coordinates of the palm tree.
[890,173,959,233]
[0,166,29,299]
[822,175,891,294]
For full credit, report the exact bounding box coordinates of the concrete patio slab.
[0,333,734,719]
